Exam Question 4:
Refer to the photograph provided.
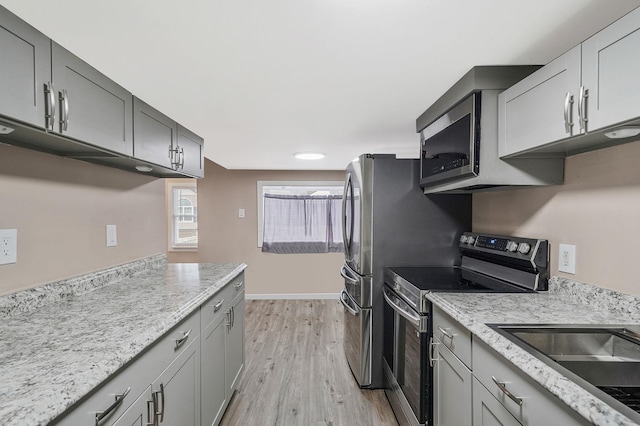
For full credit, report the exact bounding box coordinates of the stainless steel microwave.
[420,92,480,187]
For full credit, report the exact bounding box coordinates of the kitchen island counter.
[427,277,640,426]
[0,257,246,426]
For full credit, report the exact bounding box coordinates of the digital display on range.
[476,236,508,251]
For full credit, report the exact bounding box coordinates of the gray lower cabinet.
[432,336,472,426]
[51,41,133,156]
[201,305,229,426]
[226,293,245,396]
[151,335,201,426]
[0,8,50,129]
[472,378,521,426]
[499,6,640,158]
[111,386,153,426]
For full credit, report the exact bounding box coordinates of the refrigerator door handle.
[340,290,360,316]
[340,264,359,284]
[342,173,354,259]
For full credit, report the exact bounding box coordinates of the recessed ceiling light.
[294,152,325,160]
[604,126,640,139]
[135,165,153,172]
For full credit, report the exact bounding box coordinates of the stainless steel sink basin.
[491,324,640,419]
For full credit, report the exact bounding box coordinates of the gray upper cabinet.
[582,7,640,132]
[498,46,581,157]
[499,7,640,158]
[177,124,204,178]
[51,42,133,156]
[0,9,50,129]
[133,97,176,169]
[133,98,205,177]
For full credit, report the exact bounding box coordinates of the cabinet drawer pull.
[235,281,244,290]
[174,329,192,350]
[213,299,225,312]
[59,89,69,131]
[437,326,454,342]
[578,86,589,132]
[491,376,523,406]
[428,337,439,368]
[154,383,165,423]
[95,387,130,425]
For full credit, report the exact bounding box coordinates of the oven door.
[383,286,431,425]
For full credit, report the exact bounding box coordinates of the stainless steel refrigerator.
[339,154,471,388]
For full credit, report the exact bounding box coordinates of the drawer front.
[433,307,472,368]
[201,273,245,330]
[472,377,522,426]
[472,338,589,426]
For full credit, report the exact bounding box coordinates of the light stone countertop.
[427,277,640,426]
[0,258,247,426]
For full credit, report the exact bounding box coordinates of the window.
[167,181,198,250]
[257,181,344,254]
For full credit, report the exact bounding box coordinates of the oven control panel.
[459,232,547,264]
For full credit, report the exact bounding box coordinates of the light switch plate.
[558,243,576,274]
[106,225,117,247]
[239,208,246,218]
[0,229,17,265]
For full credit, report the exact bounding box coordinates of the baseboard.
[246,293,340,300]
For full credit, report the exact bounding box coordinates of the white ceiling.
[3,0,640,170]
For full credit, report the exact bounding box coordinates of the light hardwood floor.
[219,299,398,426]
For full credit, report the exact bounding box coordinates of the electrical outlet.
[0,229,17,265]
[558,244,576,274]
[106,225,117,247]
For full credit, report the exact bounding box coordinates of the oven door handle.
[383,287,421,329]
[340,290,359,316]
[340,264,359,284]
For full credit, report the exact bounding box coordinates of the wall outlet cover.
[106,225,117,247]
[558,243,576,274]
[0,229,17,265]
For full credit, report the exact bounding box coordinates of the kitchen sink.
[491,324,640,419]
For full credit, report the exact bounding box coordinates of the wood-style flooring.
[219,299,398,426]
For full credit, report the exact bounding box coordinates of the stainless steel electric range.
[383,232,550,426]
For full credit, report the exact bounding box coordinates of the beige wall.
[0,144,165,296]
[473,139,640,296]
[197,159,344,296]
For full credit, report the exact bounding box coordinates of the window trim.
[256,180,344,248]
[167,180,198,252]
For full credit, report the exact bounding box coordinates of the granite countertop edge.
[426,278,640,426]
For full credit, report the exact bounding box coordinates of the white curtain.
[262,194,344,254]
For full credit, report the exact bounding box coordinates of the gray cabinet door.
[498,46,581,157]
[177,124,204,178]
[472,378,522,426]
[51,42,133,156]
[112,386,152,426]
[582,7,640,133]
[433,338,472,426]
[133,97,176,168]
[226,295,244,397]
[201,313,227,426]
[0,7,50,129]
[152,336,201,426]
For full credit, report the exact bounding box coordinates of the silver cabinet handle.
[44,82,56,130]
[174,329,191,350]
[578,86,589,133]
[226,309,232,331]
[169,145,180,169]
[213,299,224,313]
[231,305,235,328]
[492,376,523,406]
[59,89,69,131]
[179,146,185,170]
[153,383,165,423]
[147,395,157,426]
[95,387,130,425]
[235,281,244,291]
[437,326,454,343]
[428,337,438,368]
[563,92,574,134]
